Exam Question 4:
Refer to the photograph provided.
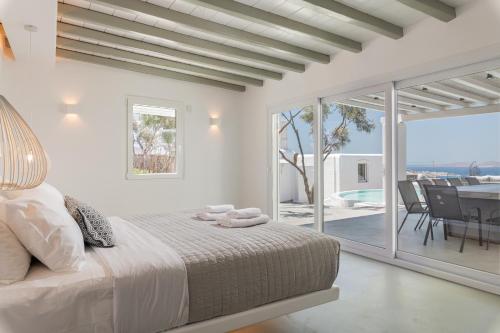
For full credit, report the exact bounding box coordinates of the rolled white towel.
[196,212,227,221]
[205,204,234,213]
[217,214,270,228]
[226,208,261,219]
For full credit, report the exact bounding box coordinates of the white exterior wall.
[335,154,383,193]
[280,154,383,203]
[279,160,297,202]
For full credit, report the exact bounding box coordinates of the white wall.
[280,154,383,203]
[238,0,500,212]
[0,58,242,216]
[335,155,383,193]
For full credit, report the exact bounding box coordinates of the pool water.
[339,189,385,203]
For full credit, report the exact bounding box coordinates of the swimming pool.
[338,189,385,204]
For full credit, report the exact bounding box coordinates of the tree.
[132,114,176,173]
[279,103,375,204]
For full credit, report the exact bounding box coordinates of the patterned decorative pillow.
[64,196,115,247]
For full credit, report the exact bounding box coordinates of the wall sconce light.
[60,103,79,115]
[209,115,220,127]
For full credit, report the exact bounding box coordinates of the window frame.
[126,96,185,180]
[357,160,368,183]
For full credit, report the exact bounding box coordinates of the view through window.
[274,93,388,249]
[321,92,387,248]
[275,104,316,226]
[128,97,182,178]
[396,68,500,275]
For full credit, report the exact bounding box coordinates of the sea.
[407,166,500,177]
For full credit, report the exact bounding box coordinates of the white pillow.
[3,183,86,272]
[0,220,31,284]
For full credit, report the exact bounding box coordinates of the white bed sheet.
[93,217,189,333]
[0,250,114,333]
[0,217,189,333]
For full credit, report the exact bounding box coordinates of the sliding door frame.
[394,58,500,294]
[267,56,500,295]
[267,97,320,229]
[318,83,397,258]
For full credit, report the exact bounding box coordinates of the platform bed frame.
[166,286,340,333]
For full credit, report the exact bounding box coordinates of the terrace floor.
[279,203,500,275]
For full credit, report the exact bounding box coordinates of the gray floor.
[232,252,500,333]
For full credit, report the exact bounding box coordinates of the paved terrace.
[279,203,500,275]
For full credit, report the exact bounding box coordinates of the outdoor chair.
[465,177,481,185]
[415,179,433,230]
[432,178,449,186]
[424,185,483,253]
[486,210,500,250]
[397,180,428,234]
[448,177,465,186]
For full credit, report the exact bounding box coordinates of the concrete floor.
[279,203,383,226]
[232,252,500,333]
[320,212,500,275]
[280,205,500,274]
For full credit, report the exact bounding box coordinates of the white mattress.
[0,218,189,333]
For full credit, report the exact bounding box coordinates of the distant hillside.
[410,161,500,168]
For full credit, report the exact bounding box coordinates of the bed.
[0,211,340,333]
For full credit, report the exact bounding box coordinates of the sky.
[283,107,499,166]
[406,112,500,165]
[283,106,383,155]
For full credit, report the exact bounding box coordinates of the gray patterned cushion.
[64,196,115,247]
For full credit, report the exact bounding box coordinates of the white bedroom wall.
[0,58,242,216]
[238,0,500,212]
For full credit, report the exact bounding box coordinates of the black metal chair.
[486,210,500,250]
[448,177,464,186]
[415,179,433,230]
[424,185,483,253]
[417,179,433,196]
[432,178,449,186]
[465,177,481,185]
[429,180,451,226]
[398,180,428,234]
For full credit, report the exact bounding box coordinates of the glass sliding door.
[396,67,500,276]
[271,103,317,228]
[320,86,393,249]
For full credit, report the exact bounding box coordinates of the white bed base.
[166,286,340,333]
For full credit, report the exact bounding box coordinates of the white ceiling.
[58,0,473,69]
[0,0,56,64]
[1,0,475,91]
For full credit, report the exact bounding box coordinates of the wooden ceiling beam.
[58,3,306,72]
[57,37,263,87]
[182,0,362,52]
[369,93,439,111]
[95,0,330,63]
[57,22,282,80]
[56,48,246,92]
[397,0,456,22]
[451,77,500,97]
[351,96,425,113]
[303,0,403,39]
[399,88,468,107]
[425,82,492,104]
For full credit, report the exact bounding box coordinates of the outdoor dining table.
[448,184,500,243]
[457,184,500,200]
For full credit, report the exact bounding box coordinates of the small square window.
[358,161,368,183]
[127,96,184,180]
